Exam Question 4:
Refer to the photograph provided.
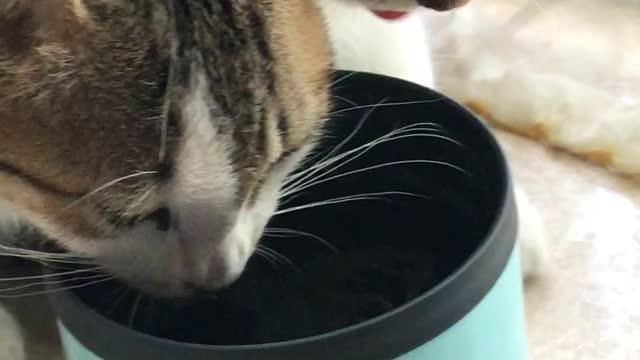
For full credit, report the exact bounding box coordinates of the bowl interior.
[60,73,506,346]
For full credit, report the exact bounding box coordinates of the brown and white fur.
[0,0,545,358]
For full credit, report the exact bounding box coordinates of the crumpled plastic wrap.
[426,0,640,175]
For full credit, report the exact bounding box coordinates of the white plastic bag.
[427,0,640,175]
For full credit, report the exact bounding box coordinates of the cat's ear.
[417,0,471,11]
[0,0,35,53]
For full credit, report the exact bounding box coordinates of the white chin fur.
[0,305,25,360]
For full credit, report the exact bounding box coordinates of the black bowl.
[48,71,519,360]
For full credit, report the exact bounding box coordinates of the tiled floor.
[5,130,640,359]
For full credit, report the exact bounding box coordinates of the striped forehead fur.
[168,0,285,195]
[0,0,330,240]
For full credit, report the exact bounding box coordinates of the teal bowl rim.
[48,70,519,360]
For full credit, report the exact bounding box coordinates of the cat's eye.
[144,207,172,231]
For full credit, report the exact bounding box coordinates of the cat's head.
[0,0,331,297]
[0,0,470,298]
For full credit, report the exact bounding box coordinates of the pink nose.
[418,0,472,11]
[181,250,246,292]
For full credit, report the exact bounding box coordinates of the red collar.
[370,10,410,21]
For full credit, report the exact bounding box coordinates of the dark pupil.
[147,207,172,231]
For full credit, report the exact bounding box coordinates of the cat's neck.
[317,0,435,88]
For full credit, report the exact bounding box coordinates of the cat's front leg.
[514,185,548,279]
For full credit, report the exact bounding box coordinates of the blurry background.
[429,0,640,175]
[426,1,640,358]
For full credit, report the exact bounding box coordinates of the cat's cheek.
[231,183,282,257]
[237,144,316,253]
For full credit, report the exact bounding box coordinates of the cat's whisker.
[329,71,360,88]
[125,184,160,216]
[159,2,179,164]
[264,227,338,253]
[158,86,176,164]
[0,245,93,264]
[0,266,104,282]
[322,98,387,162]
[282,116,378,188]
[284,159,467,199]
[0,243,81,259]
[282,131,463,198]
[327,99,447,117]
[0,275,115,299]
[142,298,156,330]
[256,245,299,272]
[282,123,466,198]
[330,94,358,107]
[283,128,382,190]
[40,263,86,273]
[282,121,449,195]
[0,249,89,261]
[285,121,449,187]
[253,248,279,269]
[0,253,92,265]
[281,100,385,194]
[275,191,427,216]
[107,288,131,317]
[0,273,110,294]
[0,253,94,265]
[256,246,290,266]
[316,99,448,168]
[128,293,144,327]
[62,171,158,211]
[283,139,342,186]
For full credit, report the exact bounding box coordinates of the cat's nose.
[178,225,248,292]
[417,0,471,11]
[165,197,249,293]
[182,257,244,293]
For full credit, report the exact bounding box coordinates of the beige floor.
[6,130,640,359]
[498,131,640,360]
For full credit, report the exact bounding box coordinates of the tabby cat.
[0,0,544,358]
